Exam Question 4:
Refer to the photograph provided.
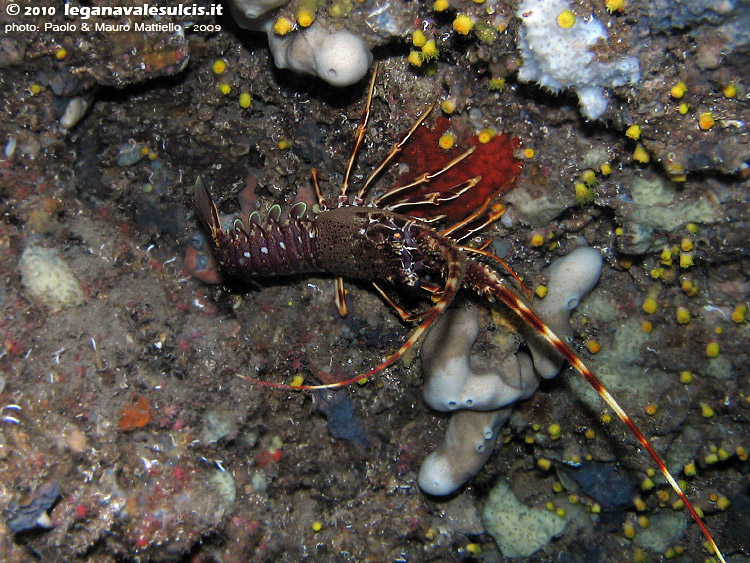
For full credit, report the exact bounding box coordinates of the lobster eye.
[391,231,403,241]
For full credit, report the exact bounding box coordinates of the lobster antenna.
[341,62,379,197]
[485,279,727,563]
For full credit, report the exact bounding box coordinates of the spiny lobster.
[195,64,726,562]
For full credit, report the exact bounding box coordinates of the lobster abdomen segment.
[195,178,323,279]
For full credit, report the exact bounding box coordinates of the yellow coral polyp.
[433,0,449,11]
[523,147,536,159]
[273,17,293,35]
[625,124,641,140]
[239,92,252,108]
[297,10,315,27]
[731,304,748,323]
[218,83,231,95]
[55,47,67,60]
[438,133,456,150]
[723,84,737,98]
[212,59,227,74]
[421,40,439,61]
[556,9,576,29]
[633,143,650,163]
[605,0,625,12]
[477,128,495,144]
[440,99,456,114]
[670,81,687,98]
[679,370,693,384]
[412,30,427,47]
[407,51,423,67]
[698,112,715,130]
[705,342,720,358]
[676,307,691,325]
[453,14,475,35]
[531,233,545,247]
[642,297,658,314]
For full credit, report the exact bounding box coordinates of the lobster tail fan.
[194,177,221,237]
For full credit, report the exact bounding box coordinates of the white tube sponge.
[418,407,512,496]
[263,20,372,87]
[522,246,603,378]
[422,308,539,412]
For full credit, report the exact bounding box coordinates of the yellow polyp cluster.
[148,151,158,161]
[680,237,694,252]
[477,128,495,144]
[408,51,423,67]
[650,267,664,279]
[625,124,641,140]
[530,233,545,247]
[580,169,597,186]
[552,481,564,493]
[699,111,715,130]
[723,83,737,98]
[623,523,636,539]
[678,102,689,114]
[600,162,613,175]
[212,59,227,74]
[574,183,594,206]
[670,80,687,99]
[290,375,305,387]
[273,17,293,35]
[701,403,715,418]
[637,515,650,528]
[641,476,655,491]
[438,133,456,150]
[705,342,720,358]
[412,29,427,47]
[585,428,596,439]
[30,83,42,95]
[523,147,536,159]
[218,83,231,95]
[601,413,612,424]
[535,284,548,298]
[433,0,449,11]
[660,247,674,266]
[736,446,748,460]
[585,340,601,354]
[311,520,323,532]
[239,92,252,108]
[537,457,552,470]
[731,304,748,323]
[421,39,439,61]
[556,9,576,29]
[440,99,456,114]
[679,370,693,384]
[453,14,475,35]
[672,499,684,510]
[681,278,698,296]
[548,423,562,439]
[633,143,650,163]
[645,404,658,416]
[641,321,653,333]
[55,47,67,60]
[278,139,292,150]
[634,497,647,511]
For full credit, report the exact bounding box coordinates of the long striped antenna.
[483,275,727,563]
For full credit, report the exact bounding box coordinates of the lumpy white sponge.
[19,244,84,312]
[517,0,640,119]
[418,407,512,496]
[522,246,603,378]
[422,307,539,412]
[263,20,372,87]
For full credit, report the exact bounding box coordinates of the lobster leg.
[235,241,467,391]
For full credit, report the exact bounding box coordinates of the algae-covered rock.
[482,480,567,558]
